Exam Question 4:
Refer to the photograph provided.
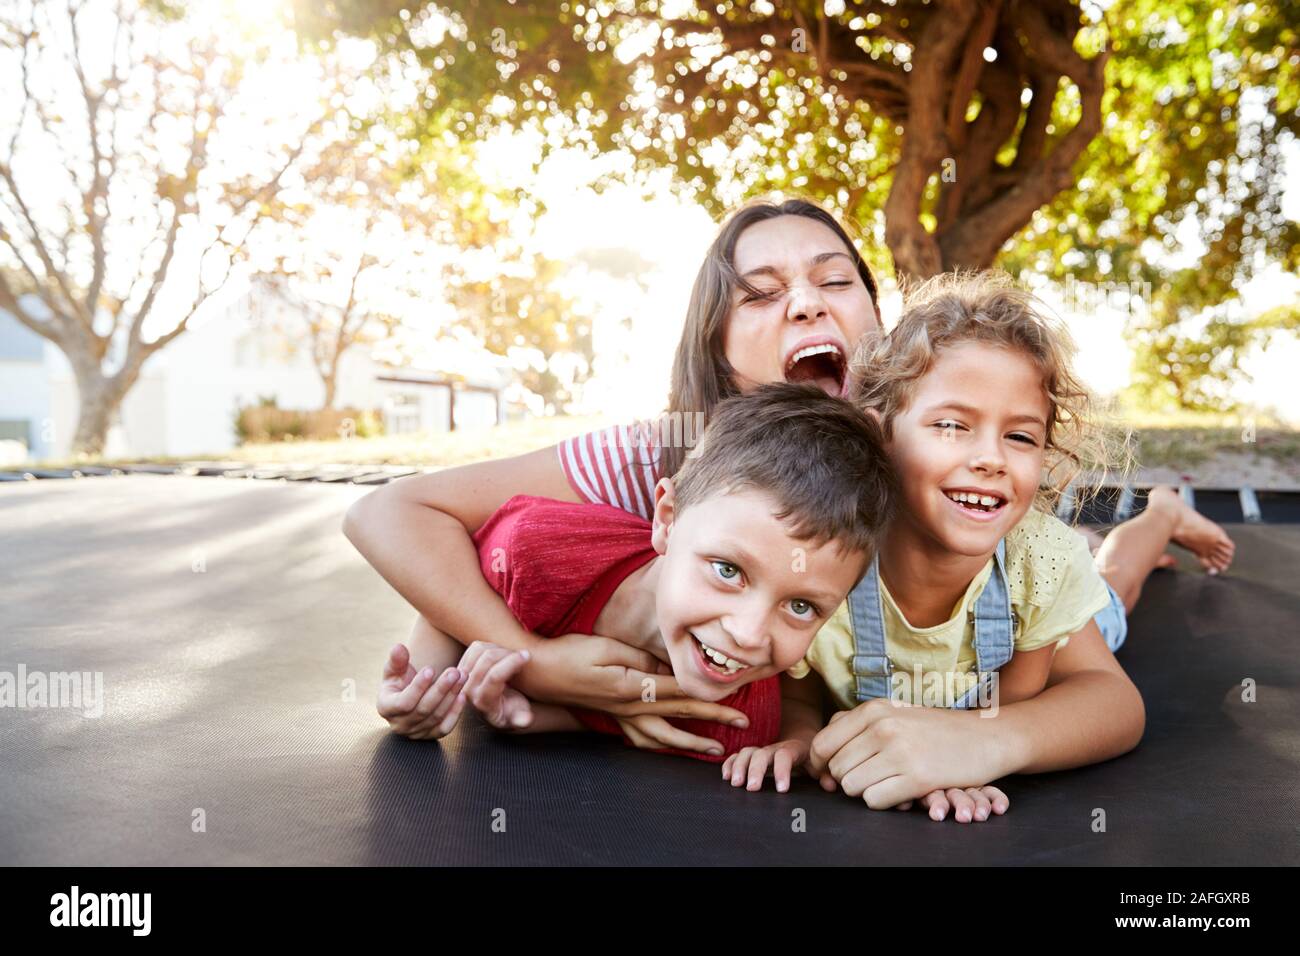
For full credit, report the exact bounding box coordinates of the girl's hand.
[517,633,752,729]
[615,714,726,757]
[808,699,1015,808]
[722,739,811,793]
[889,786,1011,822]
[377,643,468,741]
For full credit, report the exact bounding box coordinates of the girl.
[344,197,1216,822]
[724,271,1236,821]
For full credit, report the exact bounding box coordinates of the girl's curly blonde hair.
[851,270,1128,520]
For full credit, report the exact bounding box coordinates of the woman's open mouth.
[942,489,1008,523]
[690,632,751,684]
[784,342,846,397]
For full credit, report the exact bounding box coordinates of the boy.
[375,383,897,760]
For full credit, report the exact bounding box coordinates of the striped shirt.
[558,421,663,521]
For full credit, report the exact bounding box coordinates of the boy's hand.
[377,643,468,740]
[808,699,1013,808]
[615,714,727,757]
[889,786,1010,822]
[721,739,811,793]
[457,641,536,731]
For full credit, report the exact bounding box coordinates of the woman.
[343,197,1146,817]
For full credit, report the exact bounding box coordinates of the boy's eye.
[711,560,741,581]
[789,598,817,619]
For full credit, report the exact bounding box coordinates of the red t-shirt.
[472,495,781,761]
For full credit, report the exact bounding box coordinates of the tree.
[300,0,1299,409]
[444,254,594,413]
[293,0,1115,281]
[250,139,445,410]
[0,0,334,455]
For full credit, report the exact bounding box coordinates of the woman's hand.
[515,632,752,728]
[808,699,1016,808]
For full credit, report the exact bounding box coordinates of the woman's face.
[721,215,880,398]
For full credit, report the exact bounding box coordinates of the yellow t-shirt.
[788,508,1113,709]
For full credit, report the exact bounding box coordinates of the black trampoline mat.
[1,476,1297,866]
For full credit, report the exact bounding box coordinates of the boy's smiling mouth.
[689,632,752,682]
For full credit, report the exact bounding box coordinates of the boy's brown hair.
[672,382,896,557]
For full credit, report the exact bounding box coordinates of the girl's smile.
[885,342,1050,560]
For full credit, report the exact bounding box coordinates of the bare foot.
[1147,486,1236,574]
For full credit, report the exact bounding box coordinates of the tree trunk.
[69,372,118,458]
[67,347,142,458]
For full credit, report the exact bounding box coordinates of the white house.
[0,281,522,462]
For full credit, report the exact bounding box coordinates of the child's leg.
[1091,485,1236,614]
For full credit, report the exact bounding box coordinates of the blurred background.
[1,0,1297,483]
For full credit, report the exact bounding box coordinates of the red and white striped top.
[558,421,663,521]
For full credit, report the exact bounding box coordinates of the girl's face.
[722,215,879,398]
[884,342,1051,559]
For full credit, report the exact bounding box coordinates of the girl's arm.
[807,619,1144,804]
[778,669,829,750]
[343,442,748,726]
[996,618,1146,774]
[992,643,1056,706]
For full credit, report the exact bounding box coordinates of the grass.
[32,414,613,471]
[1102,407,1300,468]
[29,407,1300,474]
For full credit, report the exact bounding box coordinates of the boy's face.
[883,342,1050,558]
[650,481,867,702]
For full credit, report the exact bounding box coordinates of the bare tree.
[0,0,330,455]
[251,139,443,410]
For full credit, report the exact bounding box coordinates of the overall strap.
[952,539,1017,710]
[848,553,892,702]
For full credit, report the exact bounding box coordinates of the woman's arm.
[343,444,574,659]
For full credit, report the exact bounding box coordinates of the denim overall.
[849,540,1016,709]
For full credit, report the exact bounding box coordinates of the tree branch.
[938,0,1109,267]
[884,0,979,278]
